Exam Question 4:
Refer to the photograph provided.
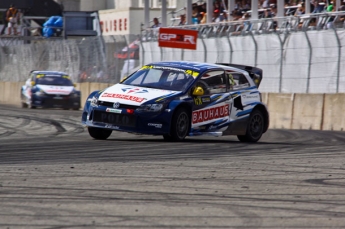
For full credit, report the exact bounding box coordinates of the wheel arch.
[253,104,269,133]
[169,102,193,133]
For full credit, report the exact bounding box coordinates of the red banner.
[158,28,198,50]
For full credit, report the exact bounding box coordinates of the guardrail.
[141,12,345,40]
[140,12,345,94]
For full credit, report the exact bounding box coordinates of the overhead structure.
[144,0,150,28]
[161,0,167,27]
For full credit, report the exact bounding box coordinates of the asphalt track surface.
[0,104,345,229]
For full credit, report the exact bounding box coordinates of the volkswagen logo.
[113,102,120,109]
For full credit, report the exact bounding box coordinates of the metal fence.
[0,34,140,84]
[1,12,345,93]
[141,12,345,93]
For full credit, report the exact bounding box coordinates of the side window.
[31,73,37,84]
[30,73,35,81]
[228,73,250,90]
[196,70,227,95]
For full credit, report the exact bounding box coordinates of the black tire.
[164,107,190,141]
[21,102,28,108]
[88,127,112,140]
[237,109,264,143]
[163,134,174,141]
[29,99,36,109]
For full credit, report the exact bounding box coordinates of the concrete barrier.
[0,82,4,104]
[79,83,110,109]
[79,82,90,108]
[267,93,294,129]
[291,93,324,130]
[322,93,345,131]
[2,82,23,105]
[0,81,345,132]
[89,83,109,94]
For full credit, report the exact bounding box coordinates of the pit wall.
[1,82,344,131]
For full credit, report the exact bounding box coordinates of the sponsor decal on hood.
[99,84,179,105]
[38,85,74,95]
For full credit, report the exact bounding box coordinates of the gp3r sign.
[158,28,198,50]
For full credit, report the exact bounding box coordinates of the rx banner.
[158,28,198,50]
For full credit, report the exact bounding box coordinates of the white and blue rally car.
[82,61,269,142]
[21,70,81,110]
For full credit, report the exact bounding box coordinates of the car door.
[190,70,233,134]
[225,71,261,134]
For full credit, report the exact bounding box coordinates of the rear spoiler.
[216,63,263,88]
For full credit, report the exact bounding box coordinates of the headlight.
[137,104,164,112]
[70,91,79,98]
[90,96,98,107]
[35,90,45,96]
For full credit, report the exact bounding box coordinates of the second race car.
[21,70,81,110]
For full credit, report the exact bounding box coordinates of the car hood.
[99,84,180,105]
[37,85,74,95]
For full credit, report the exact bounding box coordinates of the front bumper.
[82,105,173,135]
[32,94,80,108]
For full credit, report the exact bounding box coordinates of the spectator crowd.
[150,0,345,28]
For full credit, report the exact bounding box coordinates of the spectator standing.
[338,1,345,23]
[326,1,334,11]
[313,0,326,13]
[178,14,187,26]
[0,7,9,35]
[294,3,305,16]
[200,12,207,24]
[6,4,19,35]
[212,9,222,22]
[151,17,161,28]
[192,6,199,24]
[339,0,345,11]
[231,10,243,21]
[262,0,270,8]
[197,13,204,23]
[265,4,277,17]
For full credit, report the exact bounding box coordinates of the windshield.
[36,75,74,86]
[122,65,199,91]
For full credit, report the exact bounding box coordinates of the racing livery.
[21,70,81,110]
[82,61,269,142]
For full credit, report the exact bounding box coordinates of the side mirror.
[31,81,35,86]
[192,86,204,96]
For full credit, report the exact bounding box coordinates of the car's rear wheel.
[164,107,190,141]
[88,127,112,140]
[237,109,264,143]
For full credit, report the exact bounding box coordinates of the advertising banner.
[158,28,198,50]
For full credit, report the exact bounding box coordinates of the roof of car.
[149,61,225,72]
[31,70,68,75]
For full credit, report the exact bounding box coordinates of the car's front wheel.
[164,107,190,141]
[88,127,112,140]
[21,102,28,108]
[237,109,264,143]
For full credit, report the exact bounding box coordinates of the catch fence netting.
[1,18,345,93]
[0,34,140,84]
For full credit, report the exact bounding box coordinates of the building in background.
[55,0,190,35]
